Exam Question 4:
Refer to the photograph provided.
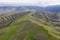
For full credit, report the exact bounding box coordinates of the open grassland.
[29,13,60,40]
[0,15,59,40]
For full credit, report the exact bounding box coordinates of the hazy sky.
[0,0,60,6]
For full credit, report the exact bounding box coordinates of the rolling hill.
[0,9,60,40]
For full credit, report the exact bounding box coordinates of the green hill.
[0,14,59,40]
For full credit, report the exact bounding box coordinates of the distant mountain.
[44,5,60,12]
[0,5,60,12]
[0,6,44,10]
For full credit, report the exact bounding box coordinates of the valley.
[0,9,60,40]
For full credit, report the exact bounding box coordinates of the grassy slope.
[0,15,59,40]
[28,13,60,40]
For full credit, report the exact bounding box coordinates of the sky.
[0,0,60,6]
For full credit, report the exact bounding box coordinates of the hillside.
[0,15,58,40]
[0,10,60,40]
[29,10,60,39]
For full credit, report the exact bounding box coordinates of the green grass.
[0,15,59,40]
[29,14,60,40]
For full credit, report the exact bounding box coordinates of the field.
[0,14,59,40]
